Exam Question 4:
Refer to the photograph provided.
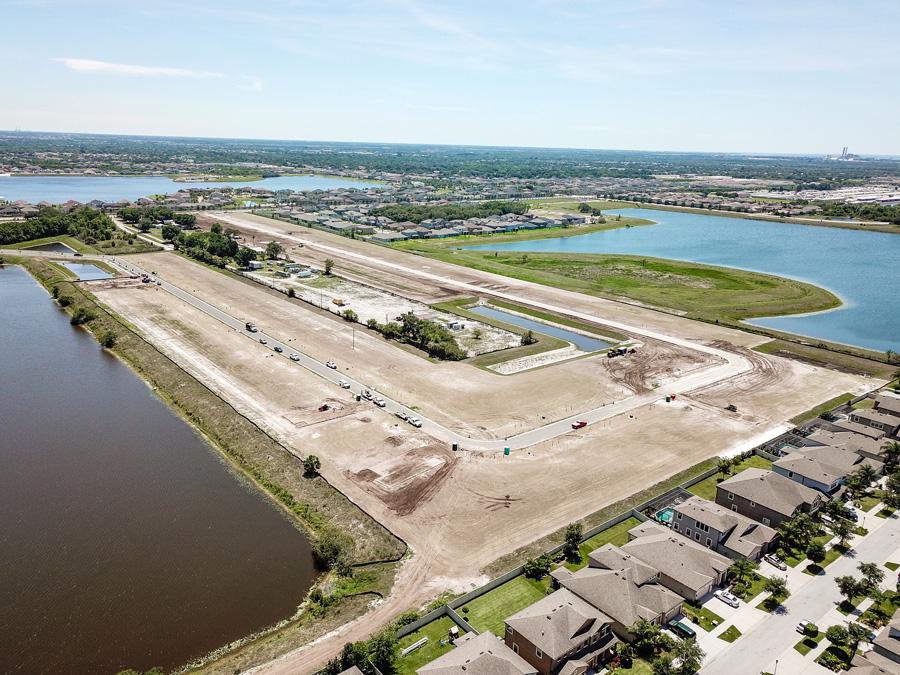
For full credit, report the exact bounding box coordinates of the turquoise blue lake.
[0,174,383,204]
[468,208,899,353]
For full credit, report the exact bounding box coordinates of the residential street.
[702,512,900,674]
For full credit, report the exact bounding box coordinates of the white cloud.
[54,58,223,79]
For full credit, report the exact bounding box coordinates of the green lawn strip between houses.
[732,572,770,603]
[683,603,724,632]
[687,455,773,501]
[397,616,465,675]
[788,392,856,425]
[459,575,552,637]
[794,632,825,655]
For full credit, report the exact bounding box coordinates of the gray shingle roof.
[717,468,821,517]
[417,631,537,675]
[672,495,776,558]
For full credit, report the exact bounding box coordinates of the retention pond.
[468,305,611,352]
[0,265,316,674]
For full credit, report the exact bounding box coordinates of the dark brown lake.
[0,265,316,674]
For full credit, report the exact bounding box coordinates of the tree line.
[0,206,116,245]
[371,200,527,224]
[118,206,197,230]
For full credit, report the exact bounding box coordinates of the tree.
[520,329,538,346]
[832,517,854,550]
[313,527,355,576]
[826,624,849,648]
[99,330,117,349]
[856,464,879,490]
[673,638,705,674]
[630,619,662,656]
[303,454,321,476]
[882,441,900,473]
[885,470,900,509]
[847,621,870,655]
[234,246,256,268]
[367,627,399,675]
[563,523,583,562]
[728,557,757,583]
[161,224,180,241]
[523,554,553,579]
[651,655,676,675]
[341,308,358,322]
[265,241,285,259]
[173,212,196,228]
[858,561,885,594]
[716,457,732,479]
[324,258,334,275]
[806,541,826,567]
[763,575,789,604]
[835,575,863,607]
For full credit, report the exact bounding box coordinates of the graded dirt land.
[85,217,876,674]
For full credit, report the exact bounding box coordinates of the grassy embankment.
[6,255,406,674]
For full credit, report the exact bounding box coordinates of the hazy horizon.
[2,0,899,155]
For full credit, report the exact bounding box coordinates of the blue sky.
[2,0,899,154]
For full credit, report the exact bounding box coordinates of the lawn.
[805,546,844,574]
[397,616,464,675]
[611,656,655,675]
[886,562,899,571]
[687,455,773,501]
[794,632,825,655]
[394,233,839,324]
[860,590,899,628]
[856,491,885,512]
[788,392,855,425]
[682,602,724,632]
[565,516,643,571]
[718,625,742,643]
[852,398,876,410]
[459,575,551,636]
[732,572,769,602]
[876,508,895,519]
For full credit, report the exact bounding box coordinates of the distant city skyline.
[2,0,898,155]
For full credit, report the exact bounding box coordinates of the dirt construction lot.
[90,226,874,672]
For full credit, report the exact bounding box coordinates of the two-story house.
[715,468,823,528]
[670,495,777,561]
[418,631,537,675]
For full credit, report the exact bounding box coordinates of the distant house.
[620,522,731,602]
[803,429,887,464]
[418,631,537,675]
[833,419,888,441]
[773,445,881,495]
[505,589,617,675]
[370,232,407,243]
[849,408,900,438]
[337,667,365,675]
[715,468,823,528]
[874,393,900,419]
[670,495,777,561]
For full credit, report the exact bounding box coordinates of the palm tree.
[728,557,757,584]
[882,441,900,472]
[716,458,732,479]
[857,464,879,488]
[630,619,662,656]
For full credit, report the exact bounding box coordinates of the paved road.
[109,249,756,452]
[702,514,900,675]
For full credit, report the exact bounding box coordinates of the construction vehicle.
[607,346,629,358]
[245,321,258,332]
[725,404,738,412]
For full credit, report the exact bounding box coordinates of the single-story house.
[850,409,900,438]
[773,445,881,495]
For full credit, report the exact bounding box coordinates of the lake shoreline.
[2,255,406,674]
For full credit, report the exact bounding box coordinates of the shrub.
[804,622,819,637]
[99,330,117,348]
[341,308,358,322]
[70,307,96,325]
[57,295,72,307]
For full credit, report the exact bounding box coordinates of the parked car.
[571,420,588,429]
[408,417,423,428]
[668,620,696,640]
[764,554,787,571]
[289,353,300,361]
[373,397,386,407]
[273,346,283,353]
[73,252,83,257]
[395,411,409,421]
[796,620,811,634]
[362,390,373,400]
[714,589,740,608]
[338,379,351,389]
[326,360,337,369]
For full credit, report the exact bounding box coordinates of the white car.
[395,411,409,421]
[326,360,337,369]
[408,417,422,428]
[338,379,351,389]
[289,353,300,361]
[259,337,268,344]
[373,397,386,407]
[714,589,740,608]
[796,620,811,634]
